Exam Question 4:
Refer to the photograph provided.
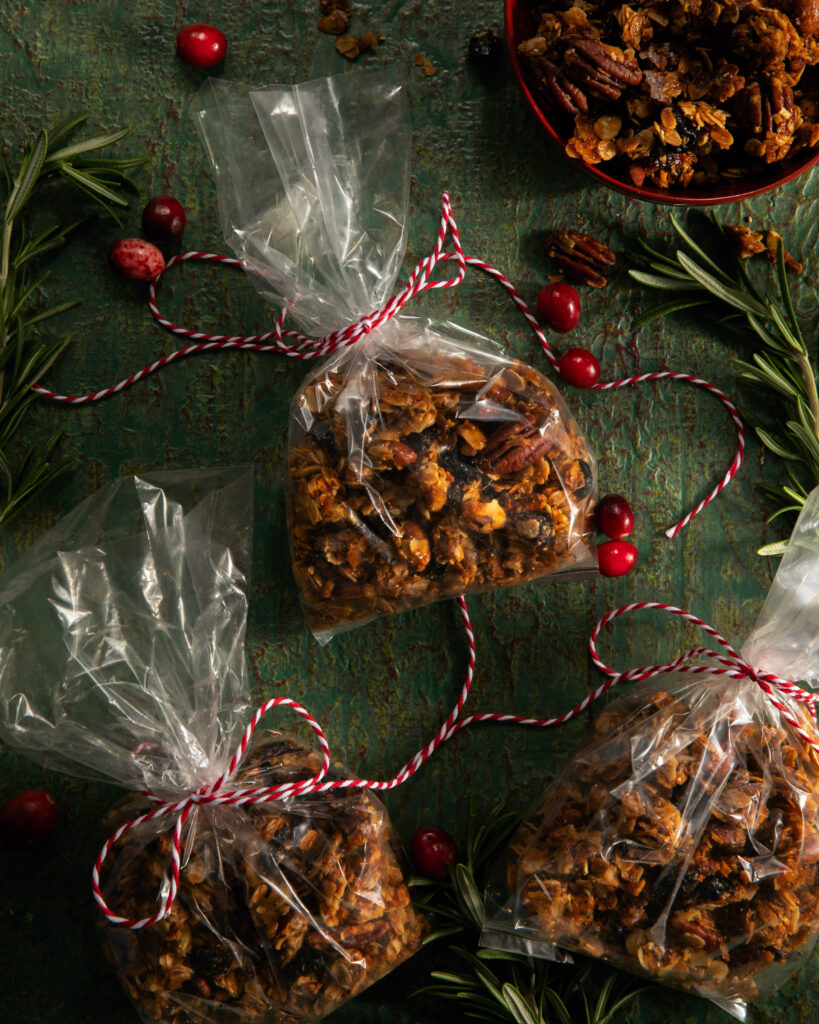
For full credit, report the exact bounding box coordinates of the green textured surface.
[0,2,817,1023]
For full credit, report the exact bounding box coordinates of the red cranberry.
[536,282,581,333]
[142,195,186,245]
[410,826,457,879]
[175,23,227,68]
[597,494,634,540]
[598,540,638,578]
[108,238,165,281]
[0,790,58,848]
[558,347,600,388]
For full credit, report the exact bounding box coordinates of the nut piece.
[724,224,803,273]
[318,0,351,35]
[545,230,616,288]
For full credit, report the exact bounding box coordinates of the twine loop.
[589,601,819,749]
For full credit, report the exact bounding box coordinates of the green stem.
[796,350,819,469]
[0,220,12,406]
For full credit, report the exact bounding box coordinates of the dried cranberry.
[410,826,457,879]
[537,282,581,333]
[175,23,227,68]
[468,28,503,67]
[142,195,186,245]
[558,347,600,388]
[0,790,58,848]
[109,238,165,281]
[598,539,638,577]
[597,494,634,540]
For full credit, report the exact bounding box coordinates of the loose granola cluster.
[99,737,426,1023]
[287,344,596,638]
[518,0,819,189]
[502,685,819,1002]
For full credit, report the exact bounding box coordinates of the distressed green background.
[0,1,816,1022]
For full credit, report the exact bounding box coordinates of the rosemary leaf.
[0,116,141,529]
[5,131,48,223]
[45,128,130,164]
[627,269,695,291]
[632,297,704,330]
[628,214,819,549]
[755,427,800,460]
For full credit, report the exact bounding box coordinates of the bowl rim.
[504,0,819,206]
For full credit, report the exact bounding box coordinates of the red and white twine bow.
[32,193,744,539]
[93,595,819,929]
[587,602,819,750]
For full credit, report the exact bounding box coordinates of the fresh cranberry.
[536,282,581,333]
[597,494,635,540]
[558,347,600,388]
[142,195,186,245]
[175,23,227,68]
[598,540,638,578]
[108,238,165,281]
[410,826,457,879]
[0,790,58,848]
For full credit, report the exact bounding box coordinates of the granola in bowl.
[512,0,819,194]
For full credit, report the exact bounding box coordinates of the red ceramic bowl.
[505,0,819,205]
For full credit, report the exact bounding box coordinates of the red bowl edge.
[504,0,819,206]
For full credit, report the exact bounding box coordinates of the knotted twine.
[93,595,819,929]
[32,193,744,539]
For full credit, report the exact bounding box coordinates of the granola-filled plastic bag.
[195,71,597,642]
[482,489,819,1019]
[0,469,425,1023]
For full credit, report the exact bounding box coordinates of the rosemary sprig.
[0,115,141,530]
[412,802,645,1024]
[628,214,819,555]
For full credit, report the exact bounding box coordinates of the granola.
[495,681,819,1004]
[99,736,426,1023]
[286,335,597,639]
[518,0,819,188]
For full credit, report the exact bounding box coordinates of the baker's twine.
[31,193,743,539]
[93,594,819,930]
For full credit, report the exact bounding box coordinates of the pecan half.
[526,54,589,115]
[546,229,616,288]
[481,417,549,475]
[563,40,642,102]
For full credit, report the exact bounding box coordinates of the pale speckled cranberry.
[108,238,165,281]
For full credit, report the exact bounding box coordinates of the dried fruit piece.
[468,28,503,67]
